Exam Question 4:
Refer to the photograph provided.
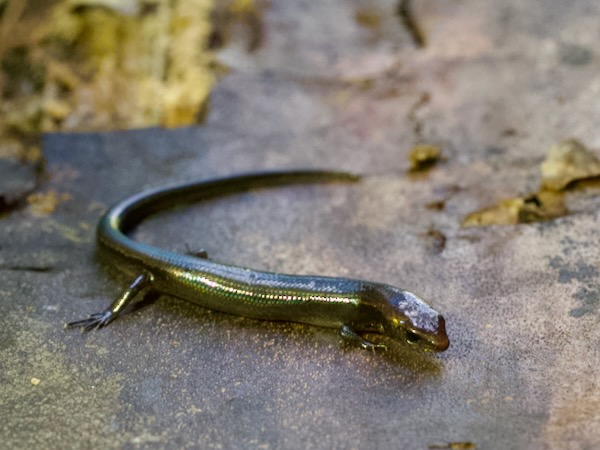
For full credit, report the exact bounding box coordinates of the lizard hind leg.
[65,273,153,332]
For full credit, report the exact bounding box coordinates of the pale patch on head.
[393,291,440,333]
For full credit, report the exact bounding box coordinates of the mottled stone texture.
[2,1,600,449]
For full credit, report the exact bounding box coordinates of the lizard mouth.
[431,331,450,352]
[433,315,450,351]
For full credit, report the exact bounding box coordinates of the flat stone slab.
[2,1,600,449]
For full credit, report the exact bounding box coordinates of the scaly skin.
[66,171,449,352]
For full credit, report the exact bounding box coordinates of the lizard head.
[379,287,449,352]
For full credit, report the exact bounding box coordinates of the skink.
[66,170,449,352]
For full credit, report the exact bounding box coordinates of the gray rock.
[2,1,600,449]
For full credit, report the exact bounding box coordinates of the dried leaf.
[408,144,441,172]
[540,139,600,191]
[462,191,567,227]
[27,191,72,215]
[1,0,215,136]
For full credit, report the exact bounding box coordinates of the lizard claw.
[65,310,114,332]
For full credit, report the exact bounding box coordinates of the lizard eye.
[406,330,421,344]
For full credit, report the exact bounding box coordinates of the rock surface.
[2,1,600,449]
